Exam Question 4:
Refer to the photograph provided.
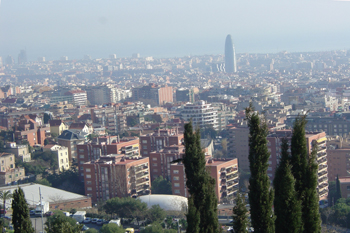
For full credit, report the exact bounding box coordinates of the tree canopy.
[12,187,34,233]
[151,176,172,194]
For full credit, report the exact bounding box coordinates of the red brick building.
[82,155,150,203]
[267,130,328,200]
[170,157,239,203]
[77,137,139,179]
[139,128,183,157]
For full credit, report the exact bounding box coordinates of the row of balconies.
[318,170,327,178]
[319,164,328,172]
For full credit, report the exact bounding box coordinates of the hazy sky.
[1,0,350,60]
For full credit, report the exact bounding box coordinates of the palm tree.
[0,190,13,216]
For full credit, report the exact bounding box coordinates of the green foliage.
[12,187,34,233]
[44,139,49,145]
[200,126,217,140]
[182,121,220,233]
[336,175,342,204]
[34,178,52,186]
[85,228,99,233]
[320,197,350,228]
[273,139,302,233]
[232,192,248,233]
[46,168,84,194]
[290,116,321,233]
[87,134,99,141]
[43,113,51,124]
[141,223,177,233]
[15,158,46,176]
[245,104,275,233]
[147,205,166,223]
[0,190,13,215]
[151,176,172,194]
[103,197,148,221]
[328,181,336,206]
[45,211,82,233]
[100,223,125,233]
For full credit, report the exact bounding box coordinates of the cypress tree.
[12,187,34,233]
[336,175,342,203]
[232,192,248,233]
[290,116,321,233]
[302,142,321,233]
[180,121,220,233]
[245,104,275,233]
[290,116,308,199]
[273,138,302,233]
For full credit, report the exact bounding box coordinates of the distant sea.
[1,32,350,61]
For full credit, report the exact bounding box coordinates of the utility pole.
[39,187,44,233]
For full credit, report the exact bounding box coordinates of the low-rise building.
[43,145,70,172]
[0,153,25,185]
[4,142,31,162]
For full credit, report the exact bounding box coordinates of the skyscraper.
[225,34,237,73]
[18,49,27,64]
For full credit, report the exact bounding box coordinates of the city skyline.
[1,0,350,60]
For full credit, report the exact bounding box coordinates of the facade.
[176,88,195,103]
[327,149,350,182]
[91,108,127,134]
[181,100,219,130]
[57,130,87,161]
[132,84,173,106]
[82,155,150,203]
[149,145,185,181]
[49,120,68,136]
[64,90,87,106]
[4,142,31,162]
[227,126,249,171]
[339,177,350,199]
[14,118,47,147]
[76,137,140,179]
[170,158,239,203]
[267,130,328,200]
[224,34,237,73]
[43,145,70,172]
[139,128,183,157]
[0,153,25,185]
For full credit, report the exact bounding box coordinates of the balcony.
[227,173,239,181]
[318,164,327,172]
[318,176,328,184]
[318,171,327,178]
[136,172,149,179]
[226,167,238,176]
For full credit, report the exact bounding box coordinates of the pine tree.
[232,192,248,233]
[12,187,34,233]
[302,141,321,233]
[273,138,302,233]
[179,121,220,233]
[336,175,342,203]
[245,104,275,233]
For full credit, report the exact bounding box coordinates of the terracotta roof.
[49,120,63,126]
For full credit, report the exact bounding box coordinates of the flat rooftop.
[0,183,89,207]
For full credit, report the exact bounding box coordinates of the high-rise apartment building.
[228,126,249,171]
[224,35,237,73]
[18,49,27,64]
[91,107,127,134]
[83,155,150,203]
[170,158,239,203]
[176,88,195,103]
[77,137,140,179]
[132,84,173,106]
[181,100,219,130]
[139,128,183,157]
[267,130,328,200]
[64,90,87,106]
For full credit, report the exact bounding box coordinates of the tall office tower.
[224,34,237,73]
[18,49,27,64]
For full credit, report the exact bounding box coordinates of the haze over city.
[1,0,350,60]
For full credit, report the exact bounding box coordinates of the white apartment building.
[43,145,70,172]
[181,100,219,130]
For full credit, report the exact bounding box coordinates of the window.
[80,167,83,170]
[143,145,147,149]
[144,151,148,155]
[86,181,92,185]
[142,140,147,144]
[87,187,92,191]
[153,169,158,172]
[152,157,157,161]
[86,168,91,172]
[9,175,11,178]
[173,170,179,174]
[10,164,13,168]
[152,163,157,167]
[79,149,84,153]
[173,176,179,181]
[86,174,91,179]
[60,153,63,156]
[80,161,84,164]
[174,189,180,194]
[174,183,180,187]
[79,154,84,158]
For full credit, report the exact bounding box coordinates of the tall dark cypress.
[336,175,342,203]
[12,187,34,233]
[232,192,248,233]
[290,116,308,199]
[303,142,321,233]
[290,116,321,233]
[181,121,220,233]
[273,138,302,233]
[245,104,275,233]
